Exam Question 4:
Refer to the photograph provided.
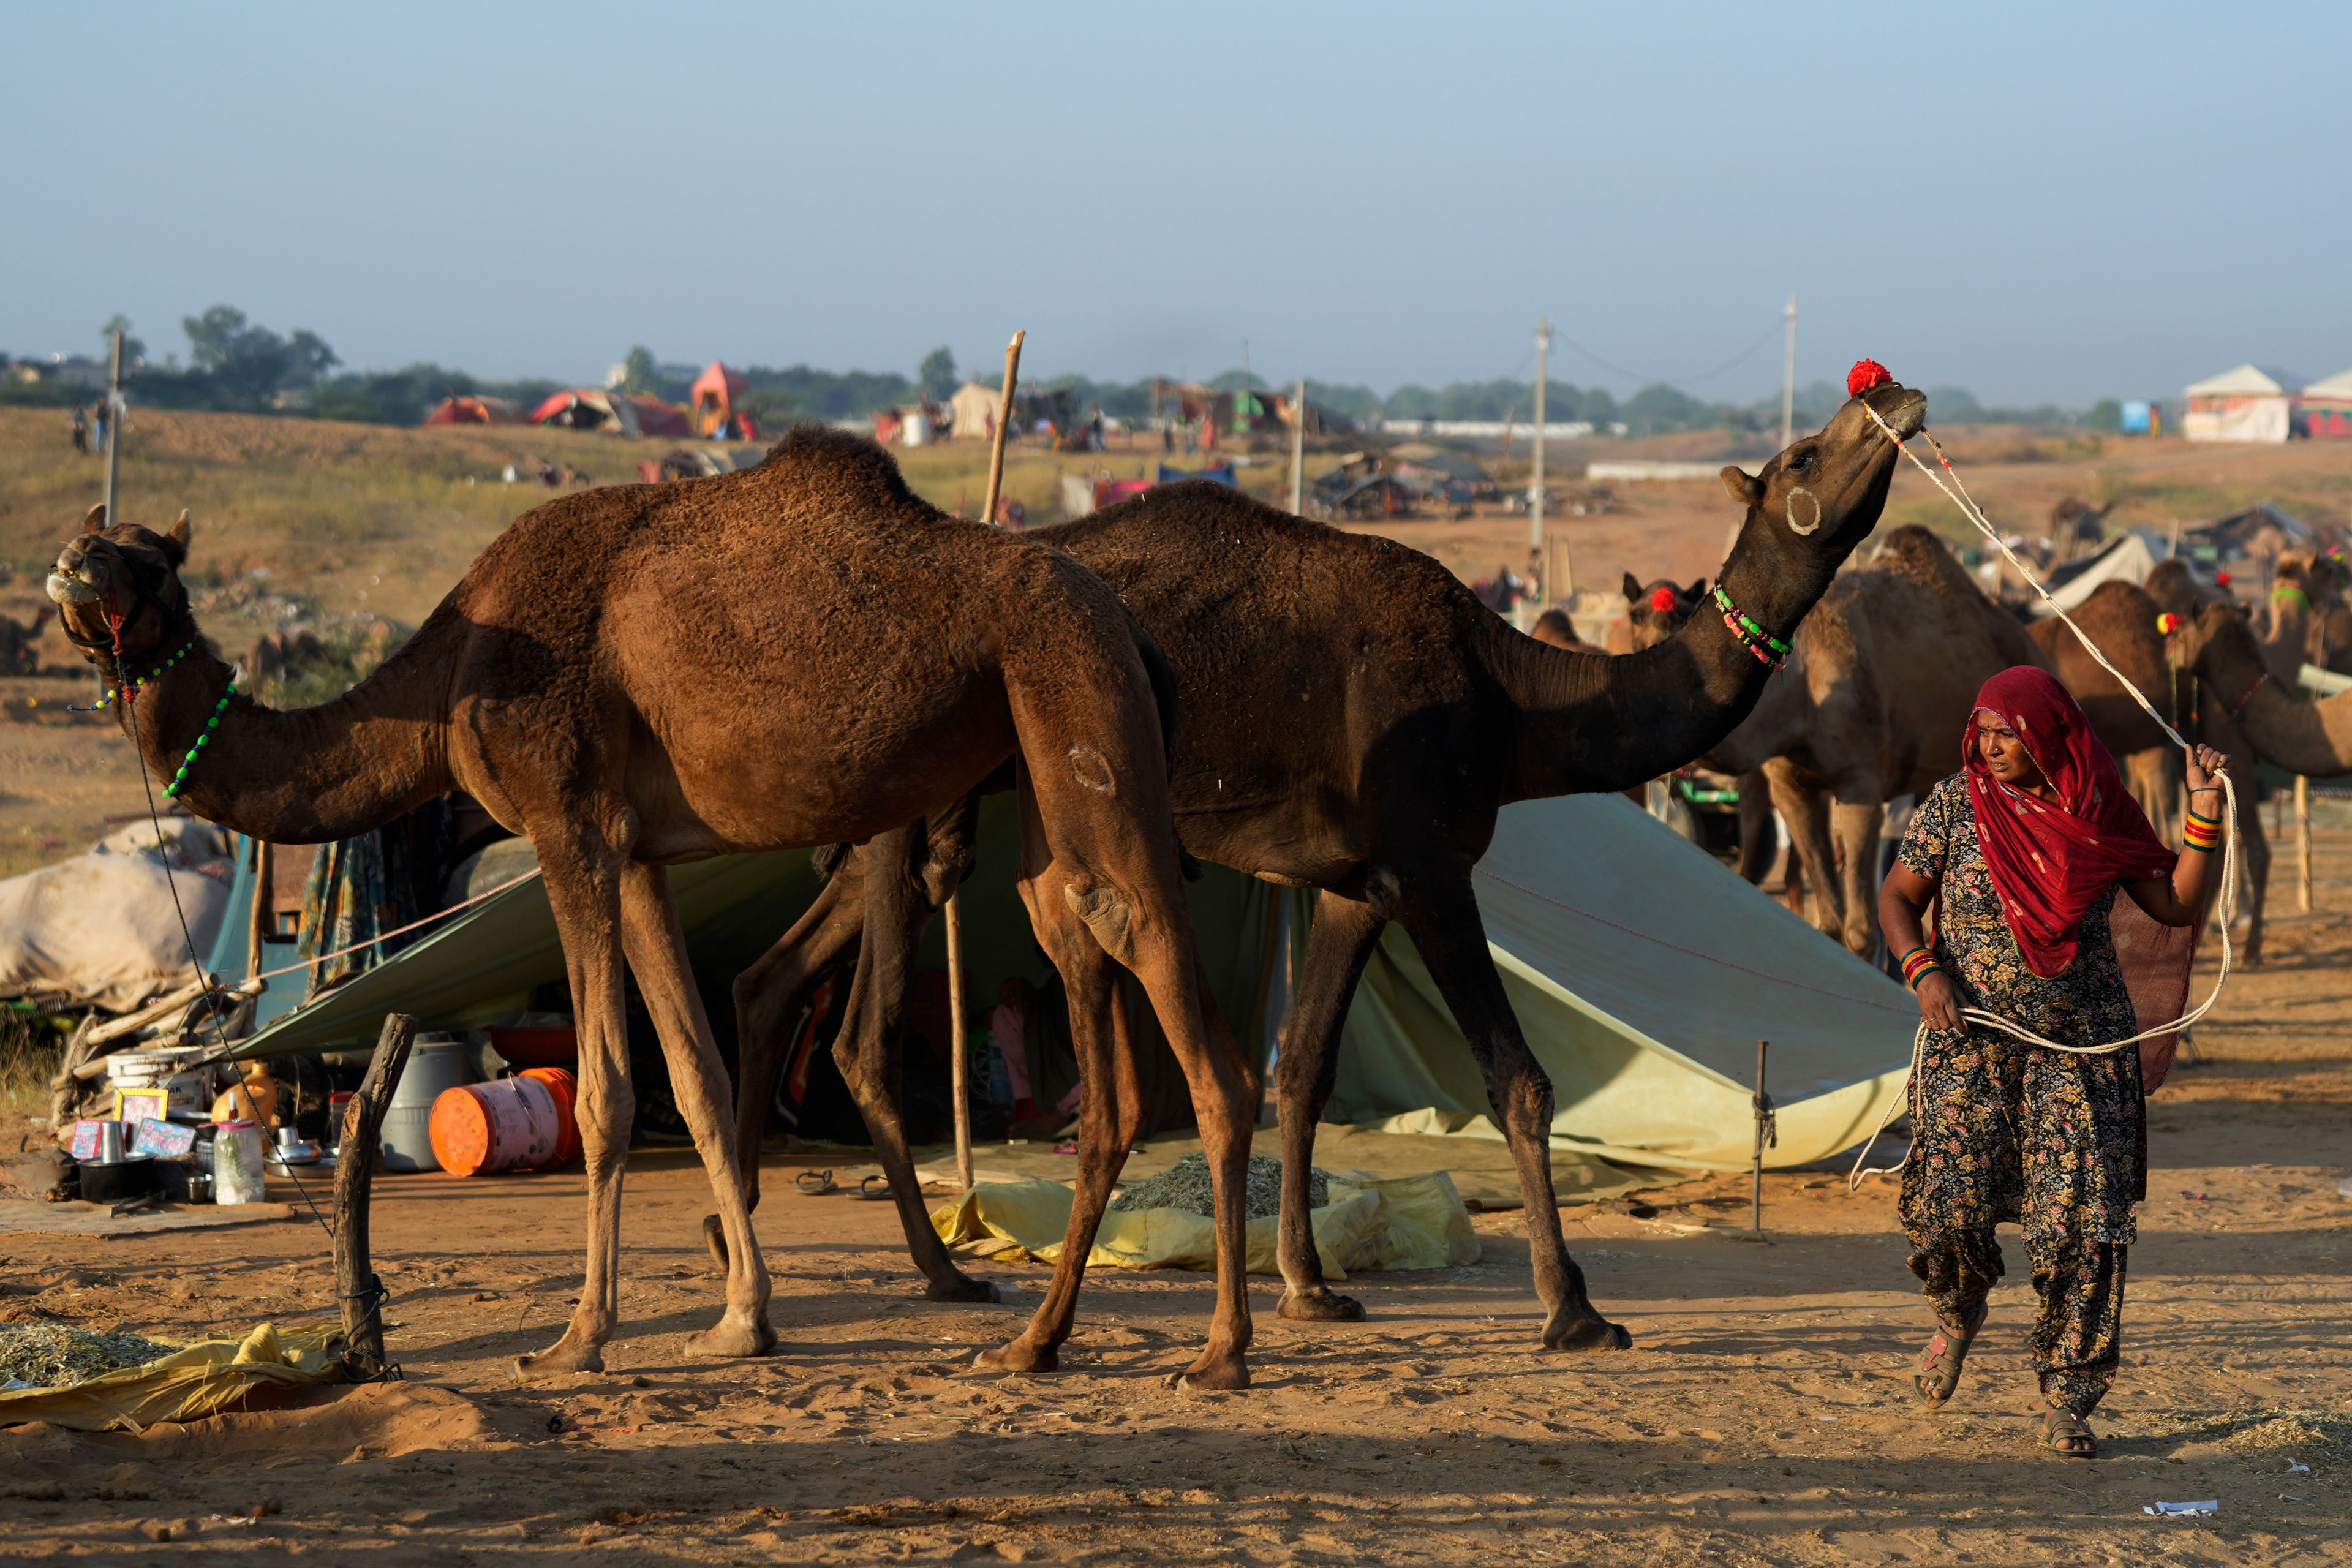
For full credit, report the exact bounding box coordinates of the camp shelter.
[527,390,695,439]
[2029,532,2164,616]
[2182,364,2296,443]
[948,381,1001,440]
[219,794,1911,1174]
[690,362,754,440]
[2298,369,2352,439]
[422,396,518,427]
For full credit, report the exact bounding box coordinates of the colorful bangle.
[1899,948,1940,990]
[2182,819,2222,853]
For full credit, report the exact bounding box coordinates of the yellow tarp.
[930,1173,1479,1280]
[0,1322,345,1433]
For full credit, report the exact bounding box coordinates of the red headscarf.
[1962,666,2176,978]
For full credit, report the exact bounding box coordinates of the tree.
[99,314,146,369]
[283,329,341,388]
[917,346,959,401]
[2084,399,2124,433]
[619,345,657,394]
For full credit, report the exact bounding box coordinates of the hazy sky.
[5,4,2345,406]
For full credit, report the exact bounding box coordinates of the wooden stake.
[1751,1039,1773,1233]
[2297,774,2313,913]
[334,1011,418,1379]
[1288,379,1306,515]
[944,330,1024,1192]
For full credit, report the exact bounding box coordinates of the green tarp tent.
[221,793,1913,1172]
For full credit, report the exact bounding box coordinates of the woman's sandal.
[794,1169,837,1196]
[1914,1303,1988,1406]
[2040,1401,2098,1458]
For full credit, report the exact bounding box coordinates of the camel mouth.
[1866,383,1928,441]
[45,571,99,608]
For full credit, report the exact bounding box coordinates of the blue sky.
[3,3,2343,405]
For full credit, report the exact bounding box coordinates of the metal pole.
[102,329,124,522]
[2297,774,2313,913]
[1751,1039,1773,1232]
[1289,378,1306,515]
[1779,296,1796,449]
[1532,318,1558,600]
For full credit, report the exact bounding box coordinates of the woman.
[1877,666,2227,1458]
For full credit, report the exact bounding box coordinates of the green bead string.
[1713,586,1791,656]
[163,682,235,799]
[83,636,200,712]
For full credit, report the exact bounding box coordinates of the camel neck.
[2198,620,2352,777]
[118,620,456,844]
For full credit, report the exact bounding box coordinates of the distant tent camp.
[947,381,1000,440]
[527,389,695,439]
[2298,368,2352,439]
[423,396,518,427]
[216,793,1910,1174]
[2183,364,2296,443]
[690,361,756,441]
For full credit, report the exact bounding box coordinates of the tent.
[2298,368,2352,439]
[217,794,1912,1174]
[2183,364,2296,443]
[527,390,695,439]
[690,362,754,440]
[947,382,1000,440]
[2029,532,2163,616]
[423,396,518,427]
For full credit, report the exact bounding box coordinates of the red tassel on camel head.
[1649,586,1679,614]
[1847,358,1893,398]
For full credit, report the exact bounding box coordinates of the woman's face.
[1975,710,2049,793]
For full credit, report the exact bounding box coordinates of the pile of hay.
[2225,1410,2348,1453]
[1109,1153,1332,1221]
[0,1325,174,1389]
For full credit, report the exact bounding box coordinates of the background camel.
[45,427,1264,1390]
[2026,580,2185,843]
[713,382,1931,1351]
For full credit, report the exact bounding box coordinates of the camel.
[2026,581,2184,843]
[710,382,1931,1349]
[2262,552,2352,677]
[44,426,1264,1390]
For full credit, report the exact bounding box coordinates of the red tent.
[691,361,755,439]
[423,395,517,427]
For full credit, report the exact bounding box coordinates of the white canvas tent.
[947,382,1000,440]
[223,794,1912,1174]
[2184,364,2294,443]
[2028,532,2162,617]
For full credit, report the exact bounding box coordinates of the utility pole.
[1532,317,1564,603]
[102,329,124,522]
[1288,378,1306,514]
[1240,338,1250,387]
[1779,295,1797,449]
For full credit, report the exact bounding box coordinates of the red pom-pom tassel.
[1648,586,1679,614]
[1847,358,1893,398]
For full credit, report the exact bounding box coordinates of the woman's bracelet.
[2182,810,2223,853]
[1898,946,1941,990]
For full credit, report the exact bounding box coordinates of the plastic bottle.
[213,1120,267,1205]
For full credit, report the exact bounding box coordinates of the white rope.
[1847,403,2238,1187]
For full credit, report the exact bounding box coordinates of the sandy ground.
[0,831,2347,1565]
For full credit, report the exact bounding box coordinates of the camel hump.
[756,422,925,514]
[1866,525,1975,590]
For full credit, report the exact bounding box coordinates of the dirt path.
[2,846,2350,1564]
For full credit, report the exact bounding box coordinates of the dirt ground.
[1,829,2348,1565]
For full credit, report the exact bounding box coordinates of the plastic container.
[522,1067,582,1167]
[379,1038,475,1173]
[105,1047,215,1121]
[212,1120,268,1204]
[428,1076,562,1177]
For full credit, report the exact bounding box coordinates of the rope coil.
[1848,405,2239,1188]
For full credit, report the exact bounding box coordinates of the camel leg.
[1830,794,1887,959]
[704,862,868,1267]
[2236,783,2269,967]
[1767,762,1838,938]
[616,862,775,1360]
[1272,890,1389,1322]
[1392,872,1630,1352]
[831,823,1000,1303]
[974,899,1146,1375]
[516,843,633,1381]
[1735,767,1776,885]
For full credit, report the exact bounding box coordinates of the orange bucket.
[429,1077,562,1177]
[521,1067,581,1167]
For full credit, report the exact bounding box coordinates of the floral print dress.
[1895,775,2146,1417]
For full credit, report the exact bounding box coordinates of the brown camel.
[44,427,1264,1389]
[2026,581,2185,844]
[2262,552,2352,677]
[1529,607,1596,652]
[711,382,1931,1348]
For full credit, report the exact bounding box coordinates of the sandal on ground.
[1913,1303,1987,1406]
[794,1169,837,1196]
[2040,1401,2098,1458]
[857,1174,894,1200]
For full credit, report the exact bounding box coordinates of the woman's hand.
[2184,744,2229,808]
[1915,968,1962,1032]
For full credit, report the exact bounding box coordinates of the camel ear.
[81,505,105,534]
[1721,466,1765,507]
[160,509,192,565]
[1686,578,1708,604]
[1621,571,1643,604]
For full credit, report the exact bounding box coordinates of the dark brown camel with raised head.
[713,382,1930,1352]
[45,427,1263,1390]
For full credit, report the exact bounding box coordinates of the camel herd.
[47,374,2333,1388]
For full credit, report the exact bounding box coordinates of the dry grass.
[0,1008,66,1118]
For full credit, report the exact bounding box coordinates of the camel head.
[1716,379,1927,573]
[1619,573,1707,650]
[2172,599,2261,678]
[45,505,197,666]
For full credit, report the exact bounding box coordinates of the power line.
[1548,317,1789,393]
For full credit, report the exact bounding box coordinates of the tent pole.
[948,330,1025,1193]
[1751,1039,1773,1232]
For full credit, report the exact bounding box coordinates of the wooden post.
[1530,318,1549,600]
[1288,378,1306,515]
[2297,774,2313,913]
[944,329,1023,1191]
[246,839,274,983]
[102,329,124,524]
[334,1011,417,1379]
[1751,1039,1773,1233]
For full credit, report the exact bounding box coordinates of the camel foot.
[974,1338,1058,1375]
[701,1213,731,1272]
[1276,1286,1365,1323]
[514,1335,606,1382]
[683,1312,777,1361]
[1166,1349,1251,1392]
[924,1272,1003,1304]
[1541,1312,1634,1353]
